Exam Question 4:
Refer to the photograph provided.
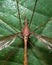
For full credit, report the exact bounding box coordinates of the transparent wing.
[0,36,16,50]
[31,32,52,49]
[0,32,21,50]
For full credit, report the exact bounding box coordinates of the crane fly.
[0,0,52,65]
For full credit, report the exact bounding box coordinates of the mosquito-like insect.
[0,0,52,65]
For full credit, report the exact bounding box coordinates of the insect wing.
[37,35,52,49]
[31,32,52,49]
[0,35,16,50]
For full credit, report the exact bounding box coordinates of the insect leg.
[16,0,22,31]
[34,18,52,31]
[29,0,38,26]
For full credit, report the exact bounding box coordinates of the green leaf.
[0,0,52,65]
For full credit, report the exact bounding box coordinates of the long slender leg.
[0,0,22,33]
[0,32,21,40]
[29,41,47,65]
[33,18,52,31]
[16,0,22,31]
[1,46,18,65]
[0,19,19,33]
[29,0,38,26]
[29,41,43,59]
[29,41,35,50]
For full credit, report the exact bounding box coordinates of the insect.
[0,0,52,65]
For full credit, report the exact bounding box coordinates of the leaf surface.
[0,0,52,65]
